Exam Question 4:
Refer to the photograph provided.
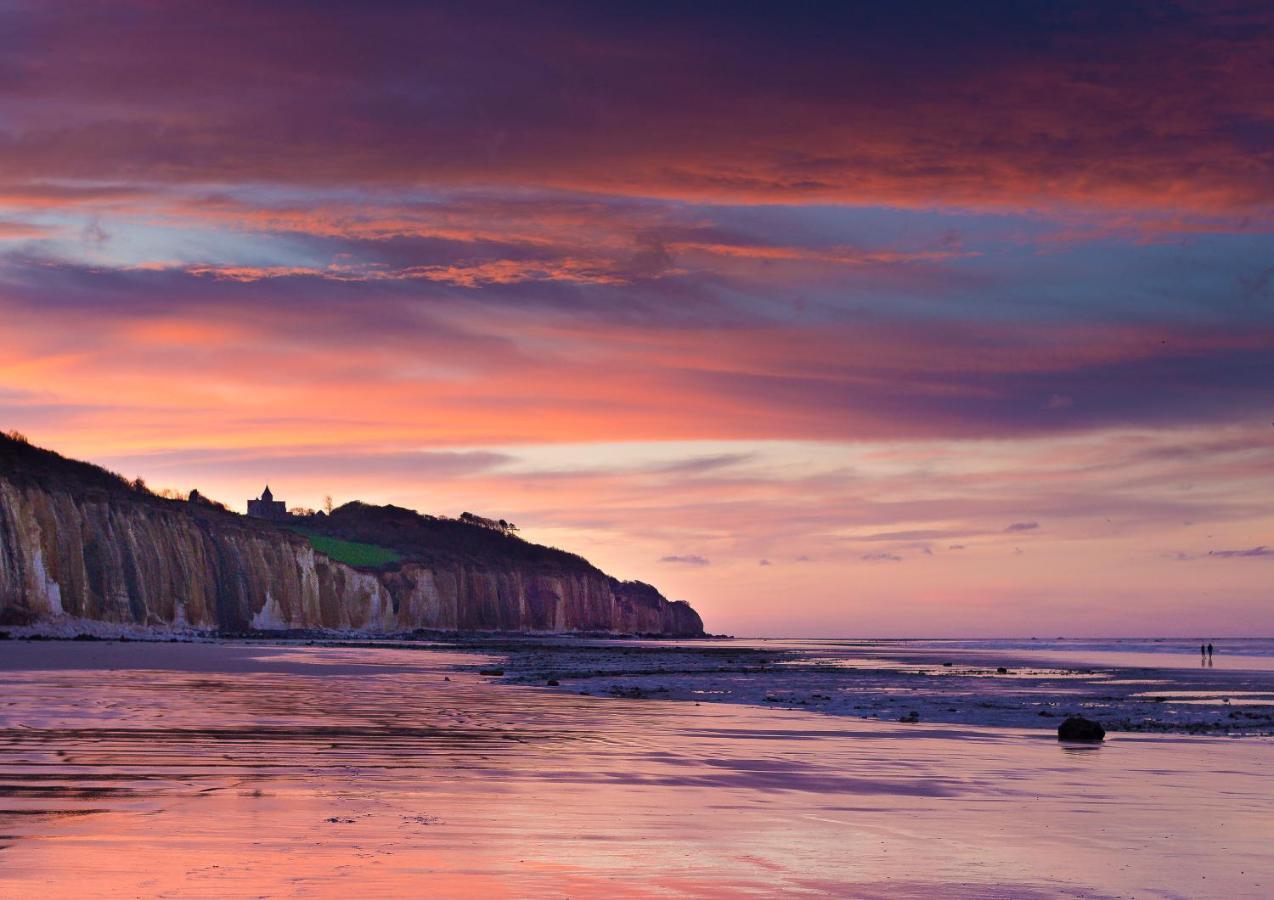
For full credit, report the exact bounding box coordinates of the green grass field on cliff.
[292,530,402,568]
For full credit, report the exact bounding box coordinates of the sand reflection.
[1,642,1271,898]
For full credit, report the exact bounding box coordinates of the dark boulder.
[1058,716,1105,742]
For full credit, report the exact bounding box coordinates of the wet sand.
[1,641,1271,898]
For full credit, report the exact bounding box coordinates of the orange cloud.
[123,317,248,346]
[0,221,56,240]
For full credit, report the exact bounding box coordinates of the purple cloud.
[660,554,710,566]
[862,552,903,562]
[1207,546,1273,559]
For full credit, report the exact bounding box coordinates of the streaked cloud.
[2,3,1270,212]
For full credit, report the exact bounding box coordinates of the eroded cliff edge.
[0,435,704,636]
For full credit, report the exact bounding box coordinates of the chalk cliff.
[0,435,704,636]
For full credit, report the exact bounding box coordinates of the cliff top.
[0,430,152,499]
[293,502,603,575]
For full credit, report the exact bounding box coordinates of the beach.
[1,639,1272,898]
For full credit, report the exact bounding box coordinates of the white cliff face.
[0,477,704,637]
[0,480,68,620]
[249,591,287,631]
[31,545,64,615]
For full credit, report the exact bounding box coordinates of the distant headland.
[0,431,704,637]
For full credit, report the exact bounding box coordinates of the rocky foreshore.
[449,637,1274,736]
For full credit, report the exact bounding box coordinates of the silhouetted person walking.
[1207,642,1214,659]
[1201,643,1206,658]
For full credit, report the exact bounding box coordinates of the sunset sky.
[1,1,1271,636]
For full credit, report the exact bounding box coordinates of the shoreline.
[4,632,1273,738]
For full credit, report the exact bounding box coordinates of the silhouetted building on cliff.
[247,485,289,520]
